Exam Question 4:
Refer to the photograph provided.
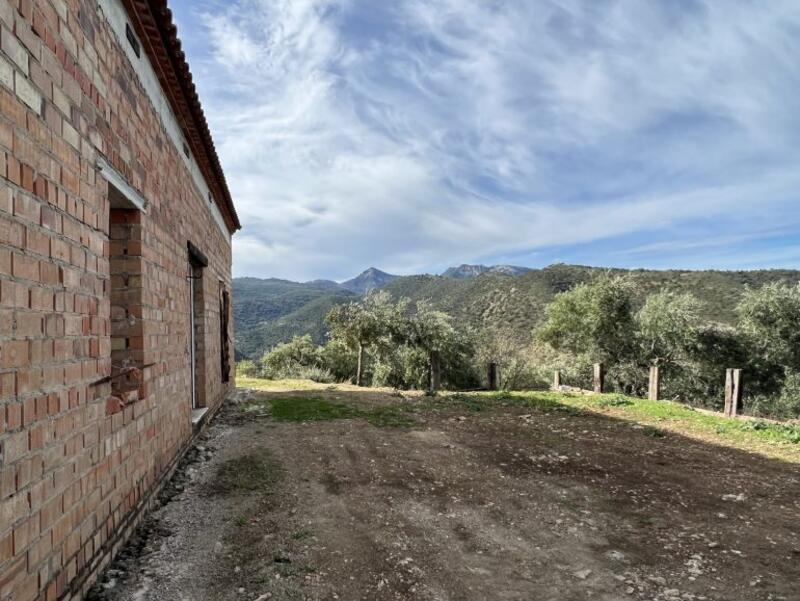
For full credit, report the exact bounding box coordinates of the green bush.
[262,335,321,377]
[236,360,263,378]
[319,338,357,382]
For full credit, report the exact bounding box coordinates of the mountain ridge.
[442,264,532,279]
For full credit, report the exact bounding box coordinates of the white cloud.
[180,0,800,280]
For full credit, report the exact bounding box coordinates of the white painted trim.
[97,0,232,244]
[96,156,148,212]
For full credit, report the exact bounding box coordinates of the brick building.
[0,0,240,598]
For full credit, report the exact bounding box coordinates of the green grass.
[212,452,283,495]
[246,395,416,428]
[238,377,328,392]
[503,391,800,448]
[268,396,359,422]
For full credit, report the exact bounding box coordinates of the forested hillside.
[234,265,800,359]
[383,265,800,341]
[233,278,357,358]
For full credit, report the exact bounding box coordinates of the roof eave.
[122,0,241,233]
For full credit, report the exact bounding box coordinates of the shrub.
[262,335,321,377]
[746,371,800,420]
[236,360,263,378]
[319,338,358,382]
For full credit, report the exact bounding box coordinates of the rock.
[573,569,592,580]
[721,493,746,502]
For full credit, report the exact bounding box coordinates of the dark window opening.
[189,243,207,409]
[220,284,231,383]
[126,23,141,58]
[109,184,144,410]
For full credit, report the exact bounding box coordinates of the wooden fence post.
[724,369,743,417]
[593,363,605,394]
[648,365,660,401]
[553,370,561,390]
[488,363,499,391]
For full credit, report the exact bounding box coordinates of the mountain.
[233,264,800,360]
[340,268,399,294]
[442,264,532,279]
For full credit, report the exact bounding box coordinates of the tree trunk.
[356,343,364,387]
[593,363,605,394]
[488,363,499,391]
[429,353,442,393]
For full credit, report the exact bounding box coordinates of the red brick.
[49,237,68,262]
[12,193,40,224]
[39,494,62,531]
[11,252,39,281]
[15,312,42,336]
[39,261,58,284]
[40,205,59,231]
[29,424,44,450]
[1,340,28,368]
[21,164,35,193]
[3,429,28,463]
[5,154,21,185]
[0,121,12,150]
[5,401,21,428]
[0,531,12,563]
[0,245,10,274]
[12,515,39,556]
[25,226,50,256]
[29,287,53,310]
[16,367,42,394]
[21,396,36,426]
[0,309,11,336]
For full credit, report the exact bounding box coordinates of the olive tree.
[537,275,637,365]
[404,301,474,393]
[737,282,800,369]
[636,291,703,368]
[325,291,406,386]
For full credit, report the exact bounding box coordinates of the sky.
[169,0,800,282]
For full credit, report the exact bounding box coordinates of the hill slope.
[233,278,358,358]
[233,264,800,359]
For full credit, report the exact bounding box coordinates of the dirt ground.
[89,385,800,601]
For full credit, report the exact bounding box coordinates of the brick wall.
[0,1,236,599]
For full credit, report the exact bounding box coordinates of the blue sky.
[170,0,800,281]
